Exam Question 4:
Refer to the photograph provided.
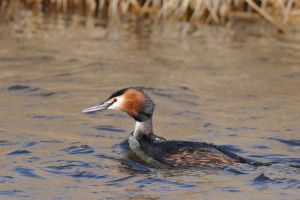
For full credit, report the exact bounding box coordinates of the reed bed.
[1,0,300,32]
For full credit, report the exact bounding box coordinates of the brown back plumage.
[160,149,235,167]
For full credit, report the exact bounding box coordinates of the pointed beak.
[82,100,114,113]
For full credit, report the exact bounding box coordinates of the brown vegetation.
[1,0,300,32]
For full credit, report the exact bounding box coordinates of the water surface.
[0,8,300,200]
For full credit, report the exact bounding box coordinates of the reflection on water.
[0,6,300,200]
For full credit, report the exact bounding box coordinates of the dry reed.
[1,0,300,32]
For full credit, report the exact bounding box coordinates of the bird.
[82,87,253,168]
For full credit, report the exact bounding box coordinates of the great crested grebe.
[82,87,251,168]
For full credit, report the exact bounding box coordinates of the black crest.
[108,88,129,99]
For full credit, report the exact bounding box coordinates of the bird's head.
[82,88,155,122]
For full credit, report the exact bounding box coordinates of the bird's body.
[83,87,251,168]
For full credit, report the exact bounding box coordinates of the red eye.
[113,98,117,102]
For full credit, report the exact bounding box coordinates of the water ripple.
[62,145,95,155]
[0,140,18,146]
[23,141,39,147]
[7,85,31,91]
[94,125,126,133]
[13,167,43,179]
[7,150,32,156]
[7,84,58,98]
[0,176,14,184]
[269,137,300,147]
[0,190,26,198]
[135,177,196,189]
[44,160,105,179]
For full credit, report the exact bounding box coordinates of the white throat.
[133,119,153,138]
[128,119,158,164]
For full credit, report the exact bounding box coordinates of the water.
[0,8,300,200]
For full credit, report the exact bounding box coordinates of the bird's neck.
[129,117,161,165]
[133,118,153,140]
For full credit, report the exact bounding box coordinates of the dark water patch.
[40,139,63,144]
[0,190,24,197]
[121,159,153,172]
[203,122,218,129]
[225,167,248,175]
[220,145,245,153]
[251,173,280,185]
[150,90,198,106]
[30,88,41,92]
[45,160,105,179]
[203,122,213,128]
[45,160,102,170]
[0,56,54,62]
[63,145,95,155]
[94,125,126,133]
[269,137,300,147]
[262,106,277,111]
[82,133,107,138]
[248,154,300,164]
[7,85,39,92]
[240,126,258,130]
[27,55,54,62]
[248,116,262,120]
[227,133,240,137]
[285,72,300,79]
[95,153,120,161]
[253,173,272,182]
[285,179,300,189]
[13,167,43,179]
[0,140,18,146]
[70,141,81,145]
[95,152,153,173]
[178,86,192,91]
[0,165,5,169]
[225,127,239,131]
[27,156,41,163]
[7,85,30,91]
[83,111,98,115]
[104,113,127,119]
[23,141,39,147]
[66,171,107,179]
[173,99,198,106]
[171,110,201,117]
[140,87,188,97]
[0,57,20,62]
[135,177,196,189]
[29,114,64,120]
[115,139,130,152]
[151,91,173,99]
[219,186,240,192]
[64,185,80,189]
[251,145,270,149]
[33,92,56,97]
[7,84,58,98]
[0,176,13,183]
[276,157,300,163]
[82,133,124,140]
[7,150,31,155]
[289,164,300,169]
[108,175,135,183]
[248,153,285,158]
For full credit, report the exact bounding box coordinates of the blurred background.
[0,1,300,200]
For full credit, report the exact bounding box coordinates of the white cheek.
[108,96,124,110]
